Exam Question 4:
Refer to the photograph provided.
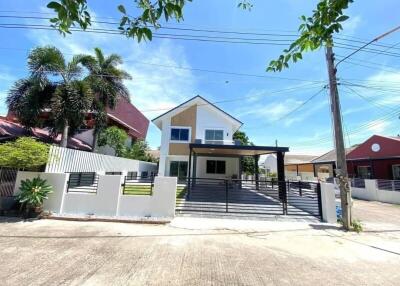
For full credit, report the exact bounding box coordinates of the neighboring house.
[346,135,400,180]
[3,97,149,154]
[310,134,400,180]
[284,154,318,181]
[0,116,91,151]
[152,95,289,181]
[311,147,357,180]
[263,153,317,180]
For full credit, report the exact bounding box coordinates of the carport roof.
[190,143,289,156]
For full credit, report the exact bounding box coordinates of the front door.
[170,161,188,181]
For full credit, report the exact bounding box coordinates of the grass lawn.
[176,185,187,199]
[123,184,152,196]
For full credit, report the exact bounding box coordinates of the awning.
[190,143,289,157]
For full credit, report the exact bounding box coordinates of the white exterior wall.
[158,118,171,176]
[320,183,337,223]
[14,172,177,219]
[46,146,157,174]
[351,179,400,204]
[264,154,277,174]
[195,156,239,179]
[196,105,234,143]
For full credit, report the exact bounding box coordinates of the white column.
[320,183,337,223]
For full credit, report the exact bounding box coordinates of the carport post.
[188,148,192,198]
[254,155,260,190]
[277,151,287,214]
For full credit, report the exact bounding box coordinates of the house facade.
[153,96,242,179]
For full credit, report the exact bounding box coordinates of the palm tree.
[79,47,131,151]
[7,46,93,147]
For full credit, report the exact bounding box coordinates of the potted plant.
[16,177,53,218]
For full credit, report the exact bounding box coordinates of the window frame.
[204,129,224,143]
[392,164,400,180]
[206,160,226,175]
[170,126,191,143]
[357,165,372,179]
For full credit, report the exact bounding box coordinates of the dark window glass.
[180,129,189,141]
[206,160,226,174]
[171,128,180,140]
[206,160,216,174]
[141,171,148,178]
[205,130,214,140]
[216,161,226,174]
[170,161,187,178]
[106,172,122,175]
[214,130,224,140]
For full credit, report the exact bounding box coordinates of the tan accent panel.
[285,165,297,172]
[169,143,190,155]
[169,105,197,155]
[298,164,314,172]
[171,105,197,142]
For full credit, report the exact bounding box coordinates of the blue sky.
[0,0,399,155]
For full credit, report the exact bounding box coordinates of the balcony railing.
[196,139,241,145]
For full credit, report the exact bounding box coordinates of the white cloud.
[342,15,362,35]
[366,119,391,133]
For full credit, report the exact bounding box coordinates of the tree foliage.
[7,46,93,147]
[268,0,353,72]
[79,47,131,150]
[233,131,257,175]
[46,1,251,42]
[97,126,128,157]
[124,140,156,162]
[0,138,50,170]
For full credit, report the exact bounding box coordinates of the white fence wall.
[14,172,177,219]
[46,145,157,174]
[351,179,400,204]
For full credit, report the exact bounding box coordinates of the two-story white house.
[152,96,289,182]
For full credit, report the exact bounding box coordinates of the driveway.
[352,199,400,231]
[1,216,400,285]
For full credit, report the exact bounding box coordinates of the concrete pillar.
[320,183,337,223]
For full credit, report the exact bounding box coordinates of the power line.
[335,24,400,67]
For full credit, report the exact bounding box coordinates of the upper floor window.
[205,129,224,143]
[170,127,190,142]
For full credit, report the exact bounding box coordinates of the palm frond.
[28,46,66,80]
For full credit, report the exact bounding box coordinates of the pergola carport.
[188,143,289,186]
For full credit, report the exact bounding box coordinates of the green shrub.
[16,177,53,214]
[0,137,50,170]
[351,219,363,233]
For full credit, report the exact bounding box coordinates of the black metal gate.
[0,168,18,197]
[176,177,322,219]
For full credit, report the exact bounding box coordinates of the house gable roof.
[311,146,357,164]
[347,134,400,160]
[152,95,243,130]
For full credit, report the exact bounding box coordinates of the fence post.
[187,177,191,199]
[150,175,154,195]
[225,179,229,213]
[298,180,302,196]
[317,182,323,218]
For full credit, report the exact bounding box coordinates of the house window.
[393,165,400,180]
[205,129,224,143]
[170,161,188,179]
[357,166,372,179]
[206,160,226,174]
[170,127,190,142]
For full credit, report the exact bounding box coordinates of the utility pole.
[325,25,400,230]
[325,46,351,230]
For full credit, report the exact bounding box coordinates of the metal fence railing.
[67,172,99,193]
[350,178,366,188]
[376,180,400,192]
[0,168,18,197]
[122,175,155,196]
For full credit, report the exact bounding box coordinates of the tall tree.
[79,48,132,151]
[7,46,93,147]
[233,131,256,175]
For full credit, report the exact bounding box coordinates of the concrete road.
[1,216,400,286]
